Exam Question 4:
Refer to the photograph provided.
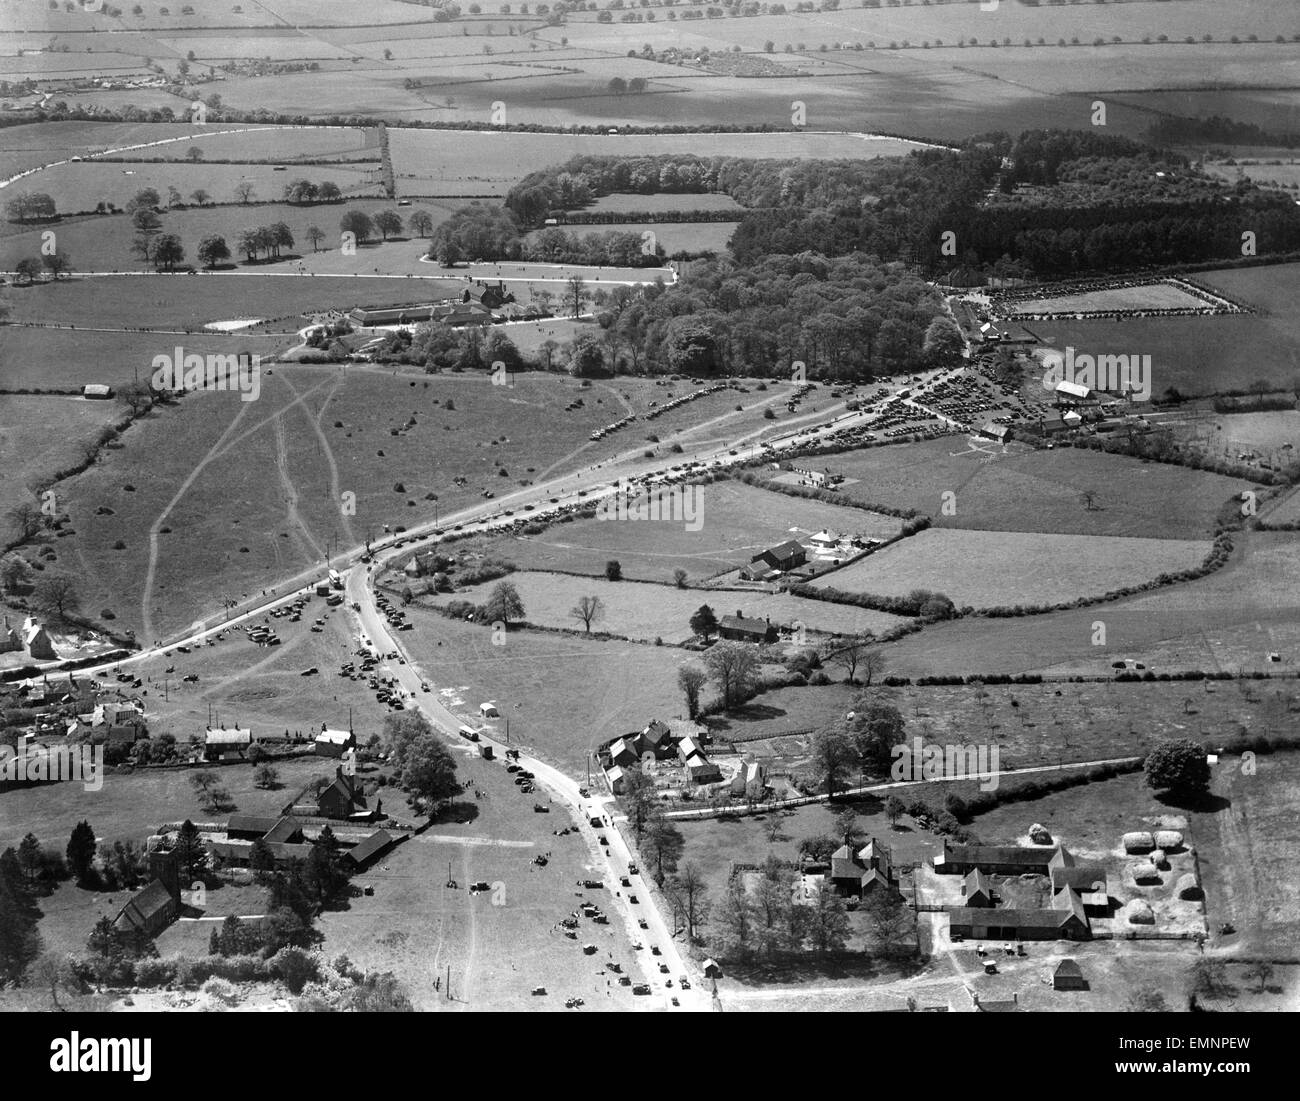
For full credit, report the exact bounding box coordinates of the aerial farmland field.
[812,527,1211,610]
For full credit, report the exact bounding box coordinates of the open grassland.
[433,570,906,643]
[399,602,689,778]
[820,438,1251,539]
[814,528,1210,610]
[879,531,1300,678]
[541,220,738,255]
[0,393,122,502]
[1033,263,1300,396]
[22,159,383,214]
[18,369,771,636]
[1007,282,1211,314]
[317,755,648,1012]
[444,480,902,584]
[582,192,745,214]
[0,199,426,273]
[0,272,465,331]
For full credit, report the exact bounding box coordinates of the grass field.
[813,528,1210,610]
[819,438,1251,539]
[581,193,745,214]
[1006,283,1211,314]
[541,220,739,255]
[442,480,902,584]
[399,601,690,778]
[0,393,122,510]
[432,569,906,643]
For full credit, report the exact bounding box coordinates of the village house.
[829,837,897,899]
[717,612,776,644]
[113,878,178,938]
[0,617,22,654]
[204,727,252,761]
[22,617,56,661]
[729,760,768,801]
[742,539,807,578]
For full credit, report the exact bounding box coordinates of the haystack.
[1150,848,1167,869]
[1123,831,1155,854]
[1155,830,1184,852]
[1029,822,1052,845]
[1176,873,1203,901]
[1126,899,1155,925]
[1131,861,1161,884]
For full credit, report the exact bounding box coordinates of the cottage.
[113,878,177,938]
[606,737,638,769]
[0,617,21,653]
[204,727,252,760]
[828,837,896,899]
[718,613,776,644]
[748,539,806,574]
[21,617,56,661]
[729,760,767,801]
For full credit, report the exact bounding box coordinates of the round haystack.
[1127,899,1156,925]
[1155,830,1184,852]
[1177,873,1203,901]
[1029,822,1052,845]
[1123,831,1155,853]
[1131,861,1161,884]
[1150,848,1167,868]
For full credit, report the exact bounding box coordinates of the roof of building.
[1054,379,1091,399]
[1054,958,1083,979]
[964,868,991,896]
[345,829,394,866]
[315,728,353,745]
[718,615,769,637]
[764,539,805,564]
[205,728,251,745]
[226,814,280,836]
[114,879,173,931]
[262,816,304,844]
[1049,865,1107,893]
[948,906,1084,930]
[940,842,1068,869]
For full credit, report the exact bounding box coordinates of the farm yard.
[812,528,1211,610]
[440,479,902,584]
[428,569,906,644]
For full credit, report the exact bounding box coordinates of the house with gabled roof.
[113,878,177,938]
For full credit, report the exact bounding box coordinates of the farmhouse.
[729,760,767,800]
[21,618,56,661]
[204,727,252,761]
[286,768,377,821]
[718,613,776,644]
[829,837,896,899]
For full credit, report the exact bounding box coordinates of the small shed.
[479,702,500,719]
[1051,958,1087,991]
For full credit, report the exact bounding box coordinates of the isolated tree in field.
[677,663,706,718]
[6,501,42,541]
[408,209,434,237]
[672,568,688,589]
[189,188,210,206]
[196,234,230,269]
[189,769,220,808]
[702,641,758,711]
[689,603,718,642]
[665,863,710,941]
[152,233,185,271]
[402,735,460,814]
[374,210,404,240]
[125,188,160,214]
[604,559,622,581]
[564,274,587,318]
[482,580,524,624]
[811,722,857,796]
[43,252,72,280]
[13,258,42,285]
[305,224,324,252]
[234,181,255,204]
[1241,960,1274,994]
[1145,738,1211,803]
[65,821,96,885]
[1080,488,1100,511]
[185,145,204,162]
[254,763,279,790]
[33,574,80,622]
[1188,958,1235,1003]
[828,636,879,684]
[608,76,627,93]
[884,794,904,829]
[340,209,374,243]
[569,595,604,633]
